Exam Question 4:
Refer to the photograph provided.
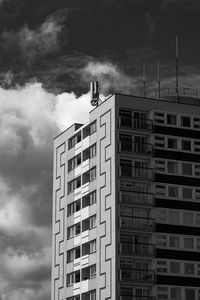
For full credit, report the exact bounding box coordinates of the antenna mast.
[175,35,179,102]
[157,60,160,99]
[143,62,146,97]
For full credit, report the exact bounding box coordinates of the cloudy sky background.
[1,0,200,299]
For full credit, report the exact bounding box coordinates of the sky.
[0,0,200,299]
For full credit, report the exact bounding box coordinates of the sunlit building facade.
[52,91,200,300]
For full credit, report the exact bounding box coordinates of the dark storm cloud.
[0,0,199,93]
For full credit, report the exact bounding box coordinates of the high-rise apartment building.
[52,90,200,300]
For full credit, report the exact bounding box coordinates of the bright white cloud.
[0,82,92,300]
[83,61,136,94]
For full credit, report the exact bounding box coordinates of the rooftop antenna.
[175,35,179,102]
[90,81,101,107]
[143,62,146,97]
[157,60,161,99]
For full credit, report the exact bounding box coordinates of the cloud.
[2,16,63,67]
[0,82,92,300]
[82,61,136,95]
[18,18,63,64]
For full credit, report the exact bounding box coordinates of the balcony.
[120,242,155,257]
[119,216,154,231]
[119,117,153,131]
[120,296,156,300]
[119,142,154,155]
[120,269,155,283]
[120,190,154,206]
[120,166,154,181]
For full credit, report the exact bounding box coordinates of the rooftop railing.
[159,87,199,99]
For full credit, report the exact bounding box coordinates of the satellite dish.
[90,81,99,106]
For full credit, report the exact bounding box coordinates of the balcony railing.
[119,117,153,131]
[120,296,156,300]
[119,142,154,155]
[120,166,154,180]
[120,269,155,283]
[119,216,154,231]
[120,190,154,206]
[120,242,155,257]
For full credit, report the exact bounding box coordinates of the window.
[182,140,191,151]
[183,188,193,199]
[82,215,96,232]
[170,262,180,273]
[169,236,180,248]
[67,199,81,216]
[119,109,132,128]
[168,138,177,149]
[157,260,167,273]
[155,184,166,197]
[67,270,80,286]
[156,234,167,247]
[167,114,177,125]
[171,288,181,300]
[82,291,96,300]
[67,223,81,239]
[154,112,165,124]
[90,215,96,228]
[67,296,80,300]
[82,167,96,184]
[83,122,97,138]
[90,264,96,277]
[183,212,193,225]
[82,264,96,280]
[185,289,195,300]
[194,117,200,129]
[181,116,191,127]
[156,208,167,222]
[167,161,178,174]
[82,190,96,208]
[169,211,180,224]
[155,135,165,148]
[68,154,81,172]
[90,122,97,135]
[68,176,81,194]
[90,167,96,181]
[90,240,96,253]
[83,144,96,161]
[195,214,200,226]
[67,247,80,263]
[82,240,96,256]
[185,263,195,275]
[155,160,166,172]
[184,237,194,249]
[168,186,179,198]
[68,132,81,149]
[182,163,193,176]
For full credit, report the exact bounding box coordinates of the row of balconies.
[120,166,154,180]
[120,269,155,283]
[120,190,154,206]
[120,242,155,257]
[119,216,155,231]
[119,141,154,155]
[119,117,153,131]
